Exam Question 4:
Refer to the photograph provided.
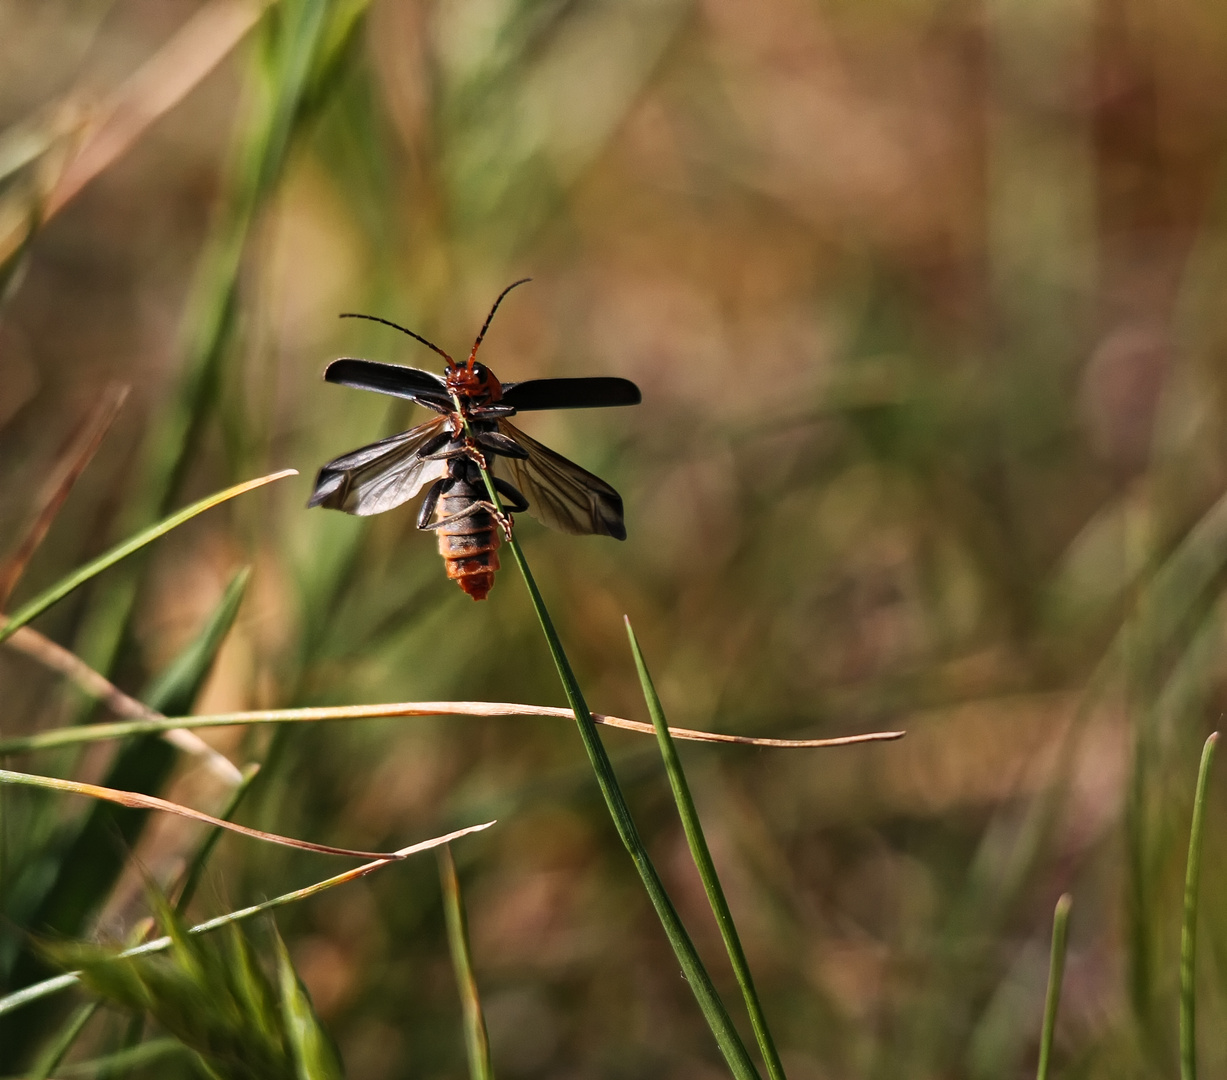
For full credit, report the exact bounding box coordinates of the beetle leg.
[420,499,505,532]
[416,477,452,530]
[468,404,516,418]
[461,442,489,470]
[474,430,529,460]
[422,436,469,460]
[419,431,459,458]
[492,476,529,512]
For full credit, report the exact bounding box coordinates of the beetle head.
[446,359,503,403]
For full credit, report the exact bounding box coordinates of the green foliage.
[46,898,339,1080]
[439,846,494,1080]
[1037,895,1072,1080]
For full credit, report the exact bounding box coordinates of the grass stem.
[626,618,787,1080]
[1180,732,1218,1080]
[460,411,760,1080]
[1036,893,1071,1080]
[439,845,494,1080]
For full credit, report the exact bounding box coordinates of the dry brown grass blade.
[0,768,415,861]
[0,700,906,755]
[3,625,243,785]
[44,0,268,218]
[189,701,905,748]
[0,384,128,609]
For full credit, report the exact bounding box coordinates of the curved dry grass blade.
[1181,732,1218,1080]
[0,700,904,756]
[0,821,496,1018]
[0,468,295,646]
[3,625,242,785]
[439,846,493,1080]
[1036,893,1072,1080]
[0,768,410,860]
[0,384,128,608]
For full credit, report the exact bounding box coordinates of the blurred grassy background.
[2,0,1227,1076]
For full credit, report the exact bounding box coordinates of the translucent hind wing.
[494,421,626,539]
[309,416,450,517]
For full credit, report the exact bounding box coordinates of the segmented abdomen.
[435,485,500,601]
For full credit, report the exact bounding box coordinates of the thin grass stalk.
[0,701,900,756]
[1036,893,1072,1080]
[0,820,495,1018]
[625,619,786,1080]
[458,411,760,1080]
[1180,732,1218,1080]
[439,845,493,1080]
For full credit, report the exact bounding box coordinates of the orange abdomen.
[435,490,500,601]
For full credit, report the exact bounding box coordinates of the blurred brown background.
[3,0,1227,1076]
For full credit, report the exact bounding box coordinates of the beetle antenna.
[466,278,531,371]
[340,313,455,366]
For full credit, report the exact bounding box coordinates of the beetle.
[308,279,641,600]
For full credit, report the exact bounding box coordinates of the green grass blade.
[439,845,493,1080]
[0,470,293,646]
[625,619,786,1080]
[458,411,760,1080]
[0,820,496,1019]
[503,535,759,1080]
[1181,732,1218,1080]
[273,924,344,1080]
[1036,893,1072,1080]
